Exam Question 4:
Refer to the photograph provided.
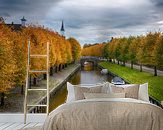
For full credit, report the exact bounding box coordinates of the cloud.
[0,0,61,23]
[151,0,163,7]
[1,0,163,45]
[46,0,160,44]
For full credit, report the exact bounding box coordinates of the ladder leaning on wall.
[24,40,50,124]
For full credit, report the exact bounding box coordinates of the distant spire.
[60,20,65,31]
[60,20,65,36]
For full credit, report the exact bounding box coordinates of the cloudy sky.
[1,0,163,46]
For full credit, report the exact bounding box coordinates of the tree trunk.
[140,64,142,72]
[0,93,5,106]
[21,85,24,95]
[62,64,64,69]
[55,66,58,73]
[123,61,125,66]
[59,64,62,71]
[154,66,157,76]
[29,75,32,89]
[131,61,133,69]
[50,67,53,76]
[43,74,47,80]
[33,77,37,85]
[118,61,119,65]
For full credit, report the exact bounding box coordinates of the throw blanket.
[43,98,163,130]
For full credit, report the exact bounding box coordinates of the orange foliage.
[0,24,81,93]
[82,43,105,57]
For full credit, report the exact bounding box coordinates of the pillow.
[84,92,125,99]
[161,101,163,107]
[116,83,149,102]
[101,82,113,94]
[116,84,138,88]
[74,86,102,100]
[66,82,103,103]
[138,83,149,102]
[111,84,139,99]
[66,82,75,103]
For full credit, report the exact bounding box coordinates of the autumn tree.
[68,37,81,63]
[142,32,160,76]
[154,34,163,69]
[102,43,109,59]
[0,25,17,106]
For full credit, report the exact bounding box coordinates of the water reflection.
[49,67,113,112]
[83,62,94,71]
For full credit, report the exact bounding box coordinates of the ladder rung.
[29,70,47,73]
[27,104,47,107]
[30,55,47,57]
[28,89,47,91]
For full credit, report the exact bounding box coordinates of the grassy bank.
[99,62,163,101]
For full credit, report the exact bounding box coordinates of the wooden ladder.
[24,40,50,124]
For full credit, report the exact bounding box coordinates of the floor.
[0,122,43,130]
[0,114,46,130]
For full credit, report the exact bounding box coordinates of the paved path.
[123,62,163,76]
[0,64,80,113]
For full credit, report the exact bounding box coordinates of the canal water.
[49,66,113,112]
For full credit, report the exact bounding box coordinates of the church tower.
[21,16,26,27]
[60,20,65,36]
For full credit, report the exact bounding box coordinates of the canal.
[49,65,114,112]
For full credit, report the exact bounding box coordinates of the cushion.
[66,82,75,103]
[116,84,138,88]
[101,82,113,93]
[84,92,125,99]
[74,86,102,100]
[116,83,149,102]
[138,83,149,102]
[66,82,103,103]
[112,84,139,99]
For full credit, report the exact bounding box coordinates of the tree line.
[82,32,163,76]
[0,24,81,106]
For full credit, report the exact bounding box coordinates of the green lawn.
[99,62,163,101]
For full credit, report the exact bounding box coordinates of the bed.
[42,82,163,130]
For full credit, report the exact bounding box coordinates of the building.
[0,16,27,31]
[60,20,65,36]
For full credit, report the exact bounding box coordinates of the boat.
[111,76,125,85]
[84,61,89,65]
[101,69,108,74]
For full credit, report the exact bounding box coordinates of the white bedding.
[43,98,163,130]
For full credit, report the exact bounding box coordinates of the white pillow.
[101,82,113,93]
[116,83,149,102]
[138,83,149,102]
[161,101,163,107]
[66,82,105,103]
[84,93,125,99]
[116,84,138,88]
[66,82,75,103]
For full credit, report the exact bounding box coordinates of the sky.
[1,0,163,46]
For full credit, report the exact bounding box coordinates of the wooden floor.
[0,113,46,130]
[0,122,43,130]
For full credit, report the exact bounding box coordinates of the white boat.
[84,61,89,65]
[111,76,125,85]
[101,69,108,74]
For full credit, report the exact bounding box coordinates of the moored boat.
[111,76,125,85]
[101,69,108,74]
